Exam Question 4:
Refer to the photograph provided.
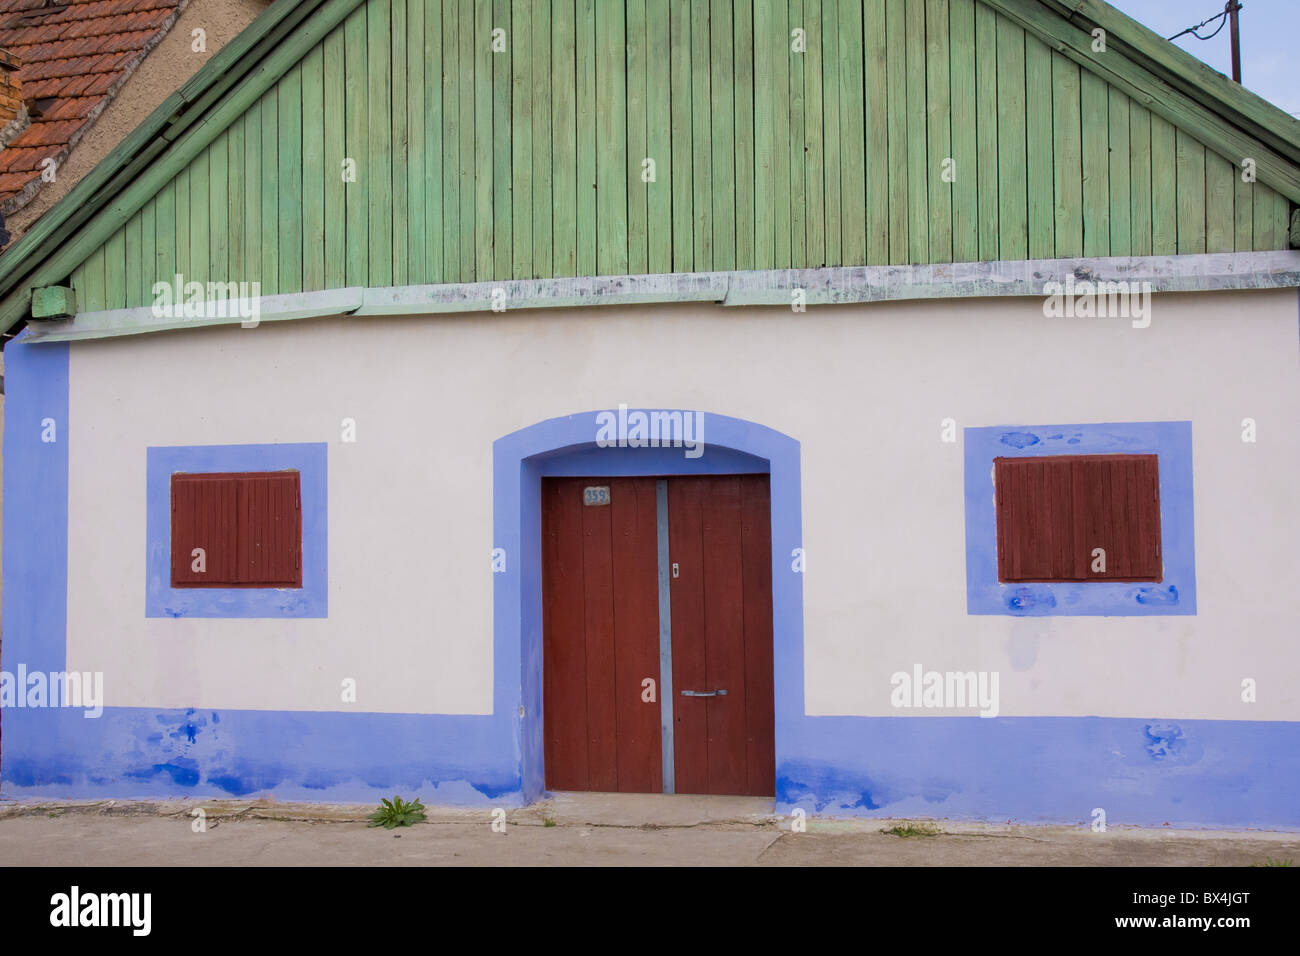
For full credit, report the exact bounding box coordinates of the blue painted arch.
[491,410,805,802]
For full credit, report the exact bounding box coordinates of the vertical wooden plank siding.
[711,0,736,271]
[551,0,577,276]
[369,0,393,286]
[256,88,278,292]
[61,0,1300,316]
[646,0,674,273]
[948,0,978,264]
[139,199,156,308]
[1204,150,1235,254]
[124,213,141,308]
[225,117,244,288]
[317,38,343,287]
[492,0,512,280]
[278,63,304,293]
[1128,102,1153,255]
[670,0,694,270]
[753,0,774,268]
[1050,53,1082,258]
[995,16,1027,261]
[804,0,825,268]
[924,0,951,264]
[1252,181,1276,250]
[473,0,493,280]
[903,0,928,264]
[1233,154,1253,250]
[575,0,598,275]
[769,0,789,269]
[441,0,461,281]
[208,131,229,285]
[1106,87,1131,257]
[1149,114,1177,254]
[104,225,127,310]
[512,0,534,279]
[626,0,648,274]
[596,0,628,275]
[390,2,408,286]
[156,179,176,295]
[424,0,442,283]
[175,167,190,294]
[822,0,843,265]
[405,0,426,283]
[972,0,998,261]
[731,0,755,271]
[240,102,258,286]
[531,0,552,278]
[787,0,806,269]
[1079,70,1108,257]
[189,145,209,289]
[863,0,888,265]
[1175,129,1206,255]
[1024,33,1054,259]
[458,0,477,280]
[344,6,368,286]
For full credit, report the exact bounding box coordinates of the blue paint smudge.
[1144,723,1186,760]
[209,774,261,796]
[999,432,1041,449]
[1008,588,1056,612]
[1046,434,1064,440]
[127,758,200,787]
[1135,585,1178,606]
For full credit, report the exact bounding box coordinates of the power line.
[1167,1,1240,42]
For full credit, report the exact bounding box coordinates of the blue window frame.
[146,443,327,618]
[964,421,1195,616]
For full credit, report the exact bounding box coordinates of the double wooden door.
[541,475,774,796]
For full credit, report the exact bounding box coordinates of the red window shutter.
[171,475,238,586]
[994,457,1076,581]
[236,473,302,587]
[994,454,1161,583]
[1076,455,1161,581]
[171,471,302,588]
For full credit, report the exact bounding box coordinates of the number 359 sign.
[583,486,611,507]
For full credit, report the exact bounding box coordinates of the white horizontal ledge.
[22,251,1300,343]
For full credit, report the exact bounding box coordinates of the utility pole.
[1227,0,1242,83]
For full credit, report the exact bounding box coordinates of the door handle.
[680,689,727,697]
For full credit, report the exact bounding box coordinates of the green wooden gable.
[2,0,1298,334]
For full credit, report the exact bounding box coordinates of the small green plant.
[543,817,557,828]
[368,795,426,829]
[1250,857,1294,867]
[882,821,941,838]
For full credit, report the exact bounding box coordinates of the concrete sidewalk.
[0,793,1295,866]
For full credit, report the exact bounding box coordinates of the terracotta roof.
[0,0,184,210]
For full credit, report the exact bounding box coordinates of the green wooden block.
[31,285,77,319]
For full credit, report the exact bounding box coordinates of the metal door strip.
[655,479,675,794]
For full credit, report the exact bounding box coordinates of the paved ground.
[0,793,1295,866]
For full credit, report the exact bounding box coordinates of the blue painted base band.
[778,716,1300,830]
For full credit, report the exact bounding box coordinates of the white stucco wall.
[65,287,1300,720]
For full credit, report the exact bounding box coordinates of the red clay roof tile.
[0,0,182,209]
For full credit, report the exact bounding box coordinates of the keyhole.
[672,562,679,578]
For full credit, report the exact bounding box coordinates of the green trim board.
[1,0,1297,340]
[25,250,1300,344]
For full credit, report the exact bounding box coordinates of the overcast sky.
[1112,0,1298,116]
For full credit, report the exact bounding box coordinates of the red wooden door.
[542,477,662,793]
[540,474,774,796]
[668,475,775,796]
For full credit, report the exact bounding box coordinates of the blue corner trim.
[964,421,1196,616]
[145,442,328,618]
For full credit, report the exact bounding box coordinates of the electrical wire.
[1167,2,1241,42]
